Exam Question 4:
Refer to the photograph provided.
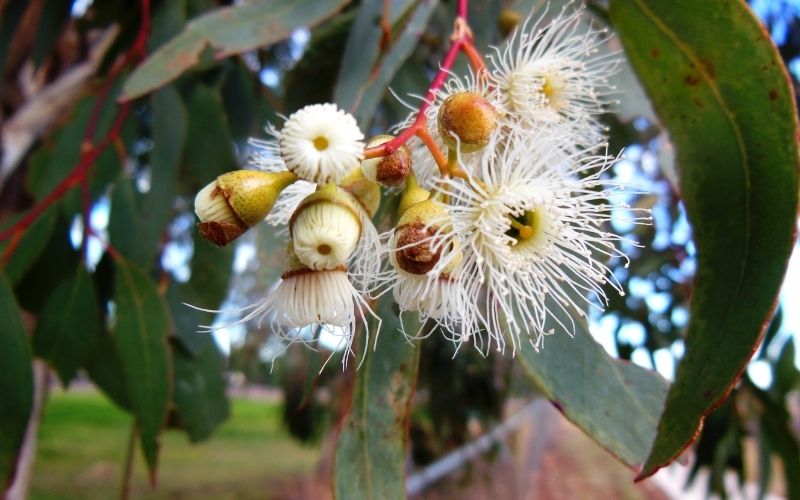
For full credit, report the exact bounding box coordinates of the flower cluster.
[193,4,647,364]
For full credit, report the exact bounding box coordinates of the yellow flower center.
[313,136,329,151]
[507,210,542,244]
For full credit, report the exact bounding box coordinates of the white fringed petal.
[279,104,365,184]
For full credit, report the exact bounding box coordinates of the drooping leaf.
[221,60,262,138]
[85,329,133,412]
[333,299,422,500]
[26,98,94,201]
[170,334,230,442]
[142,86,187,249]
[106,86,185,269]
[0,1,27,94]
[609,0,799,478]
[33,265,101,386]
[0,204,57,285]
[31,0,73,66]
[181,84,237,193]
[355,0,439,129]
[0,273,33,491]
[335,0,440,129]
[149,0,187,51]
[120,0,349,100]
[334,0,416,117]
[169,229,233,356]
[108,178,152,268]
[513,299,669,470]
[753,384,800,500]
[27,79,125,204]
[284,11,354,114]
[85,254,132,411]
[13,210,79,313]
[112,258,172,481]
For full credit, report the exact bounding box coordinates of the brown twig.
[379,0,392,51]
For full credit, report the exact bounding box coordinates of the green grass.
[31,389,320,499]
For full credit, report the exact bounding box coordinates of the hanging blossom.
[249,105,384,293]
[195,103,382,367]
[400,4,618,188]
[425,131,649,354]
[487,3,619,148]
[193,2,648,363]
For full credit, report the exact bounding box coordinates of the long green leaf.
[514,299,669,469]
[609,0,799,479]
[171,334,230,443]
[0,273,33,491]
[33,265,101,386]
[112,259,172,482]
[0,204,57,285]
[85,330,133,412]
[121,0,349,100]
[333,0,417,123]
[169,230,233,356]
[181,85,237,193]
[350,0,439,128]
[142,86,187,258]
[333,300,421,500]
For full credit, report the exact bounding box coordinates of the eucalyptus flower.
[431,132,648,353]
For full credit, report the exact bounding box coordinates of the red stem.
[456,0,467,19]
[0,0,150,247]
[379,0,392,51]
[363,0,483,172]
[363,36,466,161]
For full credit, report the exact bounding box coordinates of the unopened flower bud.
[339,167,381,218]
[290,184,362,271]
[437,91,498,153]
[392,200,454,275]
[497,8,522,38]
[360,135,412,187]
[195,170,297,246]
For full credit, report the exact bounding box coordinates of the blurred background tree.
[0,0,798,499]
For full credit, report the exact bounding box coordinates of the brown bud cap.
[395,223,440,275]
[437,91,498,153]
[339,167,381,218]
[361,135,413,187]
[195,170,297,246]
[392,199,450,275]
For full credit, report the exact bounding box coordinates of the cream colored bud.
[437,91,498,153]
[339,167,381,218]
[290,184,362,271]
[195,170,297,246]
[361,135,412,187]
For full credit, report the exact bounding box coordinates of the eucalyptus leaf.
[0,274,33,490]
[610,0,800,478]
[121,0,349,100]
[112,259,172,481]
[513,298,668,470]
[171,334,230,443]
[33,265,101,386]
[334,300,422,500]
